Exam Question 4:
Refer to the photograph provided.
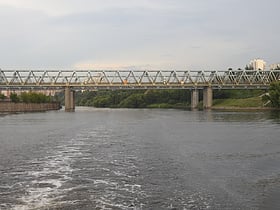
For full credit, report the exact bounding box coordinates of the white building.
[249,59,266,70]
[270,63,280,70]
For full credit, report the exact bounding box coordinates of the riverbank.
[211,96,280,111]
[0,102,61,113]
[211,106,279,111]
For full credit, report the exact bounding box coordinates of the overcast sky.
[0,0,279,70]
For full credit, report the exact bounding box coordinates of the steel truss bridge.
[0,69,280,90]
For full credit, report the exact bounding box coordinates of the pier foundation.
[203,86,213,109]
[65,87,75,112]
[191,89,199,109]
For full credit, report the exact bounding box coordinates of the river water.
[0,108,279,210]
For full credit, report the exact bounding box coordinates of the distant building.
[270,63,280,70]
[249,59,266,70]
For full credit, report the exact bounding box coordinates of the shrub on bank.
[10,93,20,103]
[263,81,280,108]
[0,93,6,100]
[8,92,52,103]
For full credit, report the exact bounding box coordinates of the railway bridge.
[0,69,279,111]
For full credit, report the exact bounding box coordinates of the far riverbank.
[211,106,280,111]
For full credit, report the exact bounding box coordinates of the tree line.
[2,92,53,103]
[55,88,266,109]
[74,89,191,108]
[2,86,278,108]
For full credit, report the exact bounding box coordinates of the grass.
[213,96,263,108]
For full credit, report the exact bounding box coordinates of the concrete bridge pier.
[65,87,75,112]
[203,86,213,109]
[191,89,199,109]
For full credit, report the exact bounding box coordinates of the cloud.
[0,0,172,16]
[0,0,280,69]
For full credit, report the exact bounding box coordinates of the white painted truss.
[0,69,279,90]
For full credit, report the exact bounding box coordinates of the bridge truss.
[0,69,279,90]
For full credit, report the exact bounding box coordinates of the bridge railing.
[0,69,279,89]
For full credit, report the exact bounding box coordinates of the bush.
[263,82,280,107]
[8,92,52,103]
[119,94,146,108]
[10,93,20,103]
[20,92,51,103]
[93,96,112,107]
[0,93,6,100]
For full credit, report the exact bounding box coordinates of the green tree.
[10,93,20,103]
[93,96,112,107]
[263,81,280,107]
[20,92,51,103]
[119,93,146,108]
[0,93,6,100]
[20,92,30,103]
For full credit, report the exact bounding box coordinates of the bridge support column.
[191,89,199,109]
[203,86,212,109]
[65,87,75,112]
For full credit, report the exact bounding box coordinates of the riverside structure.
[0,69,280,111]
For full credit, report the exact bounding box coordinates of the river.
[0,108,279,210]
